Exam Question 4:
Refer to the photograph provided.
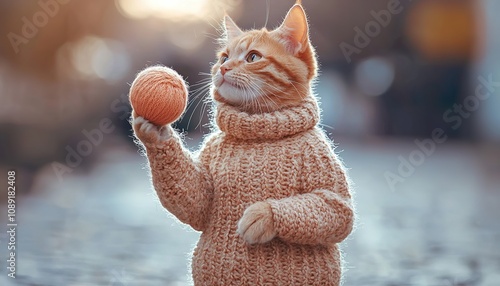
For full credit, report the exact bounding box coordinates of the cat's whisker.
[243,86,255,111]
[188,77,212,90]
[244,79,279,113]
[246,83,263,113]
[185,78,213,128]
[318,123,335,131]
[233,74,258,104]
[260,94,279,112]
[186,93,208,130]
[187,85,212,99]
[190,79,213,88]
[196,95,214,130]
[286,81,302,98]
[247,76,288,101]
[202,30,223,43]
[248,83,266,111]
[252,80,284,96]
[186,82,212,112]
[288,79,309,90]
[286,79,310,94]
[205,16,228,47]
[245,74,284,93]
[187,87,210,112]
[190,77,212,84]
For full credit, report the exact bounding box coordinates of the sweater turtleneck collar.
[215,97,320,141]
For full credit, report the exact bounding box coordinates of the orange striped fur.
[211,3,317,114]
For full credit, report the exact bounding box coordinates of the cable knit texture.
[141,96,354,285]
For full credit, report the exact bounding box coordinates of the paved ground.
[1,138,499,286]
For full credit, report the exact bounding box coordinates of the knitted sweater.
[142,97,354,286]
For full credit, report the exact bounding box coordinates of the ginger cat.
[132,2,354,285]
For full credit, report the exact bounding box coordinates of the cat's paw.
[237,201,277,244]
[132,114,172,145]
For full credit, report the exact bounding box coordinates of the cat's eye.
[220,54,229,64]
[246,52,262,63]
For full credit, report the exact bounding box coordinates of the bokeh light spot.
[57,36,131,82]
[355,57,395,96]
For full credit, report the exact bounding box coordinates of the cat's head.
[211,2,317,114]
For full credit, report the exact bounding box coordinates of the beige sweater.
[142,97,354,285]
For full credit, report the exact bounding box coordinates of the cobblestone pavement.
[0,140,499,286]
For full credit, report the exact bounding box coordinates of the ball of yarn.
[129,66,188,126]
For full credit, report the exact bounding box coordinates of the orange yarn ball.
[129,66,188,126]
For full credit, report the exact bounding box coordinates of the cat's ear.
[272,4,309,54]
[223,15,243,41]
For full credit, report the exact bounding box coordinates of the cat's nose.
[220,66,231,75]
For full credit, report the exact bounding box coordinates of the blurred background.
[0,0,499,285]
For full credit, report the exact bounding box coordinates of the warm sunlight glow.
[116,0,211,21]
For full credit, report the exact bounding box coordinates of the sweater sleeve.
[143,127,214,232]
[268,132,354,245]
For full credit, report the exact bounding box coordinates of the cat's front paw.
[237,201,277,244]
[132,114,172,145]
